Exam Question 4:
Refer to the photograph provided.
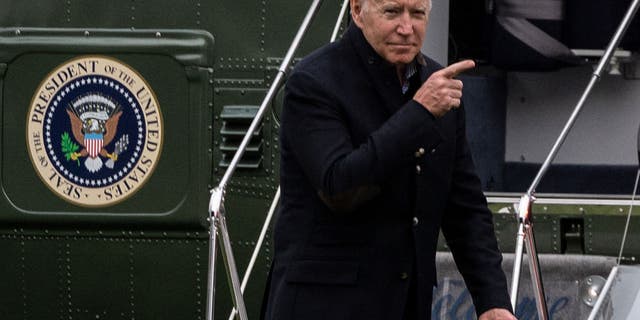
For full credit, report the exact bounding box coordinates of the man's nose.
[396,13,413,35]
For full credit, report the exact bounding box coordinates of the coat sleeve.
[282,69,443,212]
[440,106,512,315]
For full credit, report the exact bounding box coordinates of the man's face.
[351,0,429,65]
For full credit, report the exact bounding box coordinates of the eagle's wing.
[66,109,85,146]
[103,111,123,146]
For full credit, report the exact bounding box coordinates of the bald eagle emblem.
[27,56,164,207]
[64,94,128,173]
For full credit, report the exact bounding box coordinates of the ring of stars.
[43,75,146,188]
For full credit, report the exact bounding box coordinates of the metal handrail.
[330,0,350,42]
[226,2,349,319]
[227,188,280,320]
[205,1,325,320]
[510,0,640,318]
[587,266,619,320]
[214,0,323,192]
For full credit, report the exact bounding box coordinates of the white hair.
[361,0,432,12]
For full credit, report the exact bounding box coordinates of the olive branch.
[61,132,80,166]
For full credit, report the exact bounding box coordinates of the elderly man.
[262,0,516,319]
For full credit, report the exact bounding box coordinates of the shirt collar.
[345,23,428,94]
[401,60,419,94]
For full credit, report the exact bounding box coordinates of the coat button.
[431,148,436,154]
[412,217,419,226]
[415,147,425,158]
[400,272,409,280]
[415,165,421,174]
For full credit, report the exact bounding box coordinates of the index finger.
[440,59,475,78]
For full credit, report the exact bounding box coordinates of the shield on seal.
[84,132,104,158]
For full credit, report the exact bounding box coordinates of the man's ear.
[350,0,364,28]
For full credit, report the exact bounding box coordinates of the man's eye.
[412,10,426,17]
[384,8,399,15]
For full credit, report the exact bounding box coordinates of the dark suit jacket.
[263,24,511,320]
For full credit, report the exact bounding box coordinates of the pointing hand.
[413,59,475,118]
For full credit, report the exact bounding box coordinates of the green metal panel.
[0,29,213,228]
[0,1,639,319]
[589,213,640,260]
[0,1,423,319]
[0,27,215,319]
[472,200,640,261]
[0,1,67,27]
[1,229,208,319]
[0,233,24,319]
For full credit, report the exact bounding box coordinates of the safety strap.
[496,0,564,20]
[495,0,579,63]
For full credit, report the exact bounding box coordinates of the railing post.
[509,1,640,317]
[204,1,326,319]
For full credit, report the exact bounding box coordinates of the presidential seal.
[26,56,163,207]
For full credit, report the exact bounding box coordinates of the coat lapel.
[345,24,404,116]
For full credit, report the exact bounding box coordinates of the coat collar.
[343,23,429,114]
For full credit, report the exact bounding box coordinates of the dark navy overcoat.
[263,24,511,320]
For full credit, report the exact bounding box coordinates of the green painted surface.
[0,1,638,319]
[0,1,344,319]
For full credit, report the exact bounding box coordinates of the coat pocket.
[285,260,359,285]
[309,225,368,246]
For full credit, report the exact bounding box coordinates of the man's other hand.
[478,308,517,320]
[413,59,475,118]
